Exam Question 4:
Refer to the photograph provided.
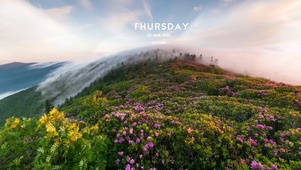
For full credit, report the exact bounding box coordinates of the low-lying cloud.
[37,47,182,106]
[37,44,301,107]
[176,0,301,85]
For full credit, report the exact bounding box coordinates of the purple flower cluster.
[236,136,243,143]
[154,124,161,129]
[250,160,264,170]
[133,103,145,112]
[249,138,257,147]
[256,124,265,129]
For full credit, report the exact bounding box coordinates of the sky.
[0,0,301,84]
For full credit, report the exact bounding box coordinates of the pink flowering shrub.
[2,58,301,169]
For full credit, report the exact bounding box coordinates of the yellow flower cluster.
[91,124,99,131]
[46,122,58,138]
[49,108,65,121]
[82,124,99,135]
[5,117,21,129]
[83,90,107,107]
[37,108,100,148]
[38,108,65,127]
[38,115,48,126]
[67,123,82,141]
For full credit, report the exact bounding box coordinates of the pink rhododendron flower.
[145,142,154,149]
[154,124,160,129]
[251,160,264,170]
[125,164,131,170]
[280,133,286,137]
[119,138,125,143]
[147,142,154,148]
[104,114,110,119]
[128,140,134,144]
[249,138,258,147]
[250,161,258,169]
[187,127,193,133]
[271,164,278,170]
[267,126,273,130]
[236,136,243,143]
[257,124,265,129]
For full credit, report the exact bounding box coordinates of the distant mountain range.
[0,62,64,100]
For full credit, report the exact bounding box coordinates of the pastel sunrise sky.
[0,0,301,84]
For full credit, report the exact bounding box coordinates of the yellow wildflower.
[10,118,20,129]
[49,108,59,116]
[55,111,65,121]
[39,114,48,125]
[91,124,99,131]
[67,123,82,141]
[68,130,82,141]
[5,119,12,128]
[83,127,91,135]
[46,122,58,137]
[68,123,78,132]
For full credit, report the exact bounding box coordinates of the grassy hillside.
[1,57,301,169]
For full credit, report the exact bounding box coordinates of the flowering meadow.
[1,57,301,169]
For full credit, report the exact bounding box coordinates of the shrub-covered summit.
[1,52,301,169]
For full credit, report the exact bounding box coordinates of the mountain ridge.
[0,62,37,69]
[0,49,301,169]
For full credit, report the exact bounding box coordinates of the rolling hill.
[0,49,301,169]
